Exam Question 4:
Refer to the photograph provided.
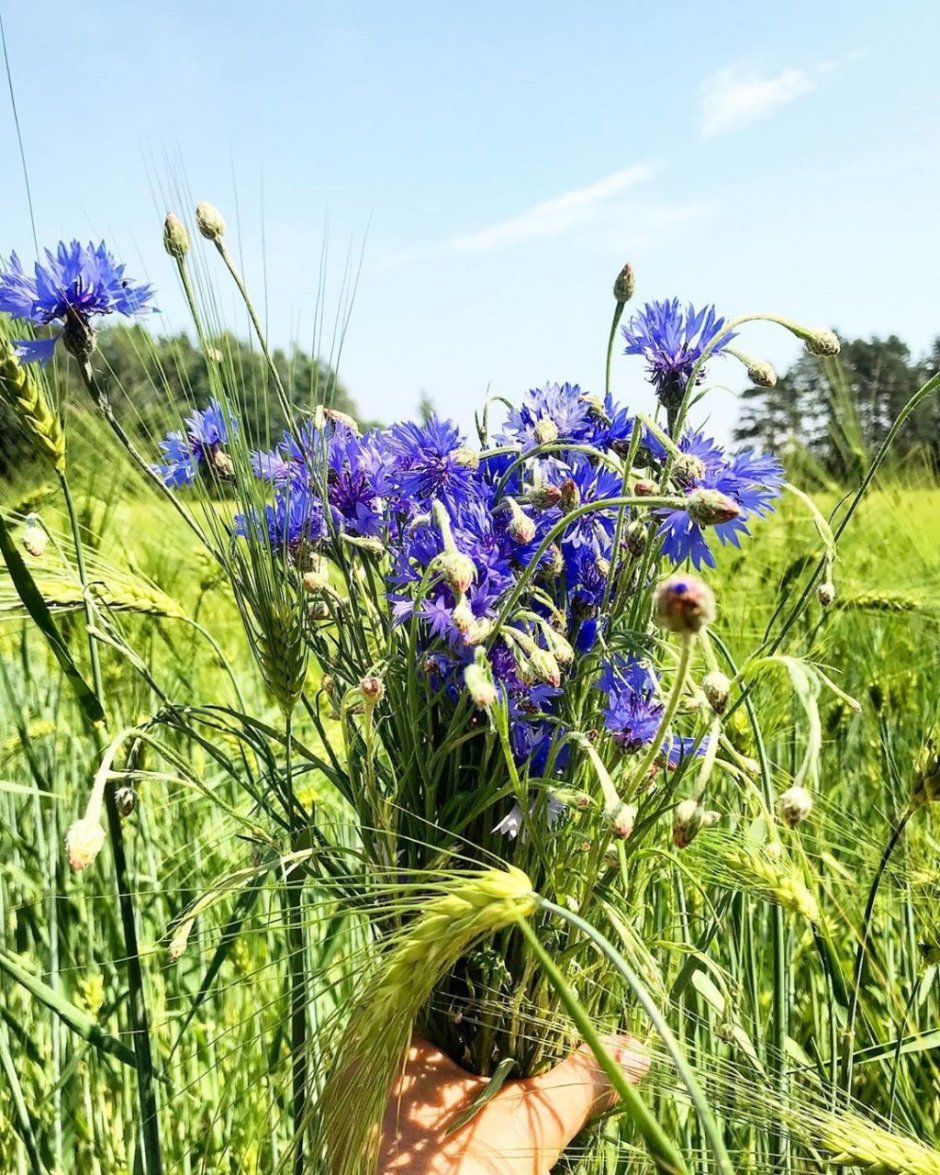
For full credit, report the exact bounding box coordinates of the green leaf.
[0,949,164,1082]
[0,511,104,726]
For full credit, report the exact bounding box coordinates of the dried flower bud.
[163,213,190,261]
[464,655,497,708]
[672,799,705,849]
[114,786,138,818]
[359,675,385,705]
[703,670,731,715]
[655,574,716,635]
[624,519,647,556]
[613,262,636,304]
[559,478,580,512]
[686,488,742,527]
[634,478,659,497]
[464,618,493,646]
[22,514,47,558]
[779,785,813,827]
[817,581,836,607]
[747,360,777,388]
[534,417,559,446]
[65,817,106,871]
[505,498,536,545]
[805,329,841,357]
[605,801,638,840]
[195,202,226,241]
[433,550,476,594]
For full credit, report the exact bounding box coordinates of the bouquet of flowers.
[2,211,883,1175]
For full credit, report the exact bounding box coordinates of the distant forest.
[3,326,939,482]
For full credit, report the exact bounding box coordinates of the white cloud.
[450,165,652,252]
[700,65,820,138]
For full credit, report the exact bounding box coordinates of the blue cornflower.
[656,431,784,569]
[0,241,156,365]
[622,299,734,410]
[153,399,235,487]
[234,486,326,556]
[599,656,699,765]
[499,382,597,462]
[387,417,479,514]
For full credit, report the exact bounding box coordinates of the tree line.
[734,334,940,479]
[0,325,362,480]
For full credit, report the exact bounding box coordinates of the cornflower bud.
[747,360,777,388]
[580,393,607,418]
[526,485,563,510]
[605,801,638,840]
[114,786,138,818]
[672,798,705,848]
[634,478,659,497]
[302,557,330,594]
[195,201,226,241]
[542,543,564,577]
[22,514,47,558]
[163,213,190,261]
[543,627,574,665]
[534,417,559,446]
[528,647,561,688]
[805,329,841,357]
[453,446,480,470]
[624,519,647,556]
[686,488,742,527]
[464,654,497,709]
[655,574,716,635]
[210,448,235,479]
[464,617,494,646]
[559,478,580,512]
[451,596,474,634]
[613,262,636,304]
[433,550,476,594]
[817,581,836,607]
[65,817,106,871]
[703,670,731,715]
[504,497,536,545]
[673,453,706,488]
[779,785,813,827]
[311,405,361,435]
[359,675,385,705]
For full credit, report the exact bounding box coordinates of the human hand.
[380,1034,649,1174]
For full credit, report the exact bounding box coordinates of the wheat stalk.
[0,342,66,472]
[318,866,537,1175]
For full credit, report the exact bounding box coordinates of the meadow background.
[1,1,940,1170]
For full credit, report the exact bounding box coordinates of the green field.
[2,461,938,1172]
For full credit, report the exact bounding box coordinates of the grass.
[1,456,938,1172]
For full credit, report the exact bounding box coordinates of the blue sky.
[1,1,938,438]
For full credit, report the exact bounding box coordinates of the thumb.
[504,1036,649,1167]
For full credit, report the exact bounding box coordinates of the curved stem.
[58,471,164,1175]
[606,299,627,395]
[843,805,914,1099]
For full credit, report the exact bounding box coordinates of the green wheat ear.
[816,1111,940,1174]
[317,866,537,1175]
[0,342,66,472]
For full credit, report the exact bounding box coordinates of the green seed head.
[163,212,190,260]
[195,201,226,241]
[805,328,841,357]
[747,359,777,388]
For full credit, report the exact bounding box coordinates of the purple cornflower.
[386,417,478,514]
[234,486,326,557]
[500,382,597,462]
[622,299,734,411]
[153,399,235,487]
[599,656,699,766]
[657,431,784,569]
[0,241,155,365]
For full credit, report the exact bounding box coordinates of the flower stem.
[283,715,308,1174]
[58,470,163,1175]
